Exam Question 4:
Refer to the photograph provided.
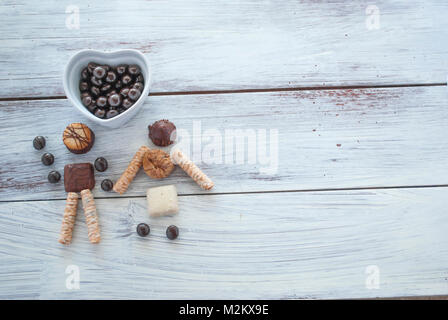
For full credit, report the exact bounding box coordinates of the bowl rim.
[63,49,151,124]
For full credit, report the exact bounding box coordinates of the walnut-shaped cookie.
[143,149,175,179]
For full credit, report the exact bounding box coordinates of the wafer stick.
[171,149,214,190]
[113,146,150,194]
[81,189,101,244]
[58,192,78,245]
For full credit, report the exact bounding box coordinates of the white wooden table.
[1,0,448,299]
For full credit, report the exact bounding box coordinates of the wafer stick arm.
[172,150,214,190]
[113,146,150,194]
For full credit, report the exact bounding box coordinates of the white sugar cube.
[146,185,179,217]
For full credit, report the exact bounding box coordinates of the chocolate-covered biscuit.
[62,123,95,154]
[148,119,176,147]
[64,163,95,192]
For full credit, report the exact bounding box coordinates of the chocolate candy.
[33,136,46,150]
[48,170,61,183]
[116,65,127,75]
[122,74,132,85]
[106,109,119,119]
[128,88,141,101]
[96,96,107,108]
[41,153,54,166]
[79,62,145,119]
[108,94,122,107]
[93,66,106,79]
[101,179,113,192]
[79,81,89,92]
[94,108,106,119]
[128,65,141,76]
[133,82,144,92]
[166,225,179,240]
[137,223,150,237]
[90,75,102,87]
[90,86,100,97]
[148,119,176,147]
[94,157,108,172]
[105,71,117,83]
[64,163,95,192]
[62,123,95,154]
[81,68,89,80]
[122,98,133,109]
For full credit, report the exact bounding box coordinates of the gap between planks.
[0,82,445,102]
[2,184,448,204]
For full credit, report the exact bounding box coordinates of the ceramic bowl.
[63,49,151,128]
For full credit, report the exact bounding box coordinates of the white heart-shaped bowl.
[63,49,151,128]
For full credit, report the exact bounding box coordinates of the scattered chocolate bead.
[101,179,113,192]
[41,153,54,166]
[33,136,46,150]
[166,225,179,240]
[136,74,144,83]
[137,223,150,237]
[94,157,108,172]
[128,88,141,101]
[48,170,61,183]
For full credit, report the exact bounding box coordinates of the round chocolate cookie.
[148,119,176,147]
[62,123,95,154]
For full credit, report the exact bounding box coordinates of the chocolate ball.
[148,119,176,147]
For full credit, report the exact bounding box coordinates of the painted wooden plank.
[0,188,447,299]
[0,0,447,98]
[1,86,448,201]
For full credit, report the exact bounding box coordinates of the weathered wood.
[1,86,448,201]
[1,188,447,299]
[0,0,447,98]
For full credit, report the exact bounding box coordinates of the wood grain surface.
[1,188,448,299]
[0,0,447,98]
[1,86,447,201]
[1,0,448,300]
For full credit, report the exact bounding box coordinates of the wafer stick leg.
[58,192,78,245]
[81,189,101,244]
[171,149,214,190]
[113,146,150,194]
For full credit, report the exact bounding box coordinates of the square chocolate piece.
[64,163,95,192]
